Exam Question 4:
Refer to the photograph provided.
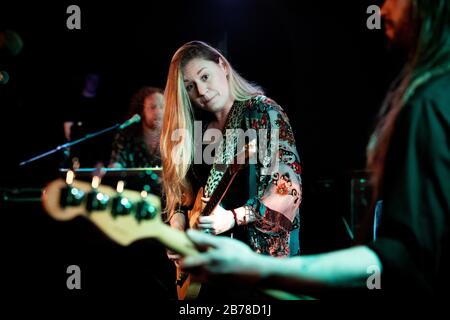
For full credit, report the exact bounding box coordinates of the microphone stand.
[19,123,120,167]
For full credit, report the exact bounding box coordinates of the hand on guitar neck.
[185,139,257,235]
[196,196,235,235]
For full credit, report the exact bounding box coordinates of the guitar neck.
[201,141,255,217]
[157,223,199,257]
[202,169,237,216]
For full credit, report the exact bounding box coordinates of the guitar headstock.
[42,177,163,246]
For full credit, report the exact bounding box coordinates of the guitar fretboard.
[202,169,235,216]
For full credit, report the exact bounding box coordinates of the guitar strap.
[203,100,247,198]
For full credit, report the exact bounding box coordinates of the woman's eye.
[201,74,209,81]
[186,84,194,91]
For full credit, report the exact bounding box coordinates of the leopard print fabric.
[204,100,247,197]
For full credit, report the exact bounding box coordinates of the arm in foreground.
[182,229,382,292]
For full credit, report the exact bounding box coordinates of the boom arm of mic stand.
[19,123,120,167]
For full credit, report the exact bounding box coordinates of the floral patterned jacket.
[242,95,302,257]
[200,95,302,257]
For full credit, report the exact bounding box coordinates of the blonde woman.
[160,41,302,264]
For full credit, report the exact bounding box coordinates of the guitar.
[41,177,304,300]
[175,140,257,298]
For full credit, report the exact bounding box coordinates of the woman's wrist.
[231,206,256,226]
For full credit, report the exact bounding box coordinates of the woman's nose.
[197,83,208,96]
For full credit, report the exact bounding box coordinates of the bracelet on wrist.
[231,208,239,226]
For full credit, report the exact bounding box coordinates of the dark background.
[0,0,402,301]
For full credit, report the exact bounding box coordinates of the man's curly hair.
[128,86,163,118]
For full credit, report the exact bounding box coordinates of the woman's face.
[182,57,233,114]
[142,92,163,129]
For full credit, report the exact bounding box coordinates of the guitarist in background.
[181,0,450,298]
[160,41,303,283]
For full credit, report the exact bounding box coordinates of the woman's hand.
[197,197,235,235]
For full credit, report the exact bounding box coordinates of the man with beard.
[110,86,164,168]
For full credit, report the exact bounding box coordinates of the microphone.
[119,114,141,129]
[0,71,9,85]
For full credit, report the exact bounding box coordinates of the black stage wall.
[1,0,401,301]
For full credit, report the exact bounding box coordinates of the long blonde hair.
[160,41,263,217]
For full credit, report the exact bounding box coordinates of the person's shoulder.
[400,71,450,138]
[125,124,143,136]
[408,71,450,116]
[246,94,284,113]
[114,126,140,141]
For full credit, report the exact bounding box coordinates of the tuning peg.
[111,180,133,217]
[60,169,84,207]
[86,175,109,212]
[135,190,157,222]
[66,169,75,185]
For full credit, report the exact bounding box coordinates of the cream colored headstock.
[41,178,196,256]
